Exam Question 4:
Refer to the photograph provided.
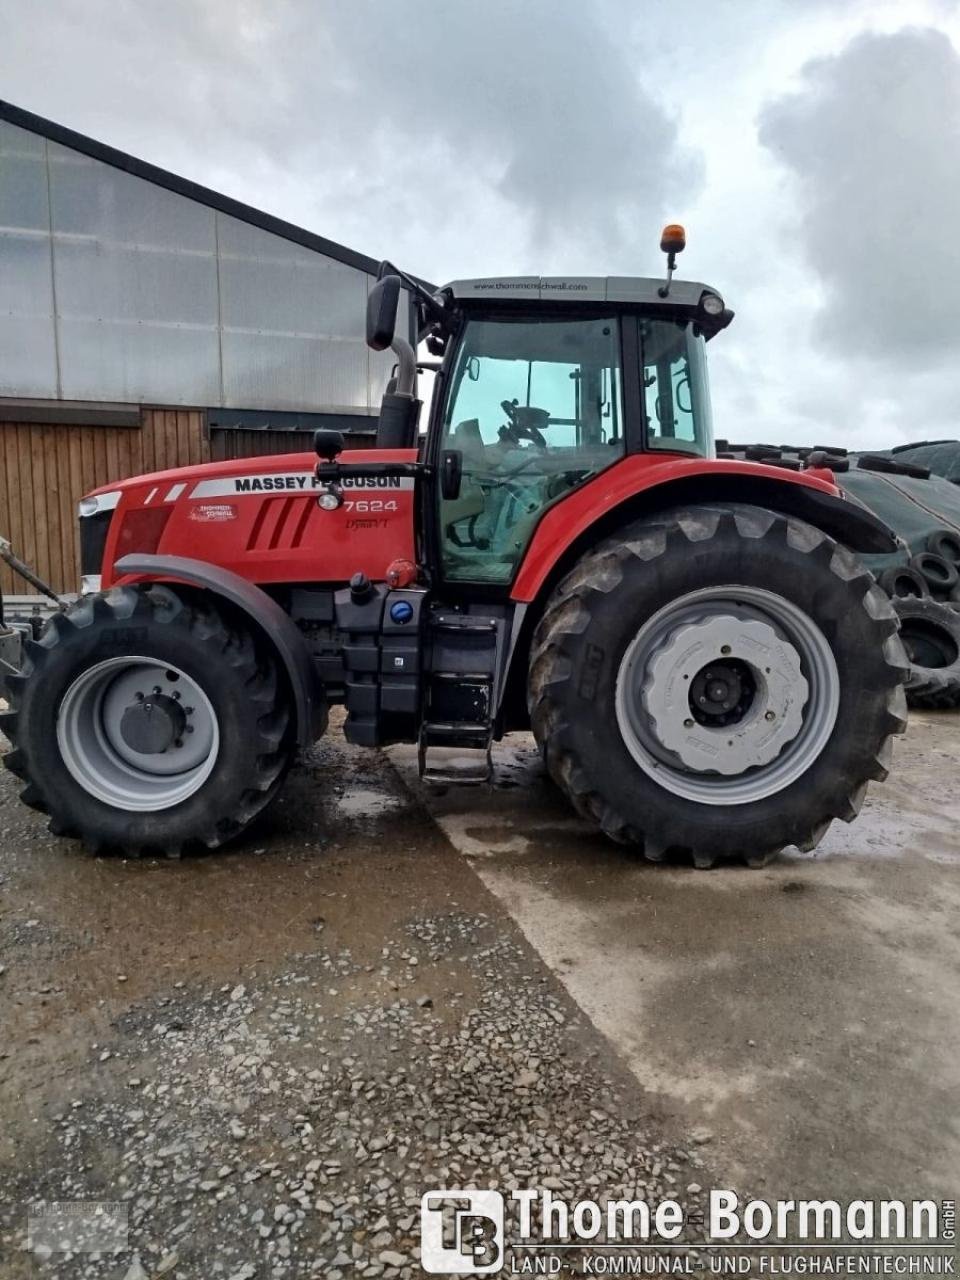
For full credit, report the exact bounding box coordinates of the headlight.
[78,490,122,517]
[701,293,724,316]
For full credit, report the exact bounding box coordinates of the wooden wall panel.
[0,408,207,596]
[209,427,374,462]
[0,409,377,597]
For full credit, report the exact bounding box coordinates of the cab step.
[417,720,493,785]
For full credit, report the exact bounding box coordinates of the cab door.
[435,315,626,585]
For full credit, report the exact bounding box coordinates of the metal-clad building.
[0,100,413,594]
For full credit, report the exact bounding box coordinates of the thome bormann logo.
[420,1190,957,1276]
[424,1187,506,1269]
[421,1191,504,1274]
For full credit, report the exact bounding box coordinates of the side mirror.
[440,449,463,501]
[314,429,344,461]
[366,275,401,351]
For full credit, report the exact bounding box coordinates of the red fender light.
[115,506,173,557]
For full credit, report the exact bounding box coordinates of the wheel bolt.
[721,645,731,655]
[185,707,194,715]
[152,686,161,695]
[173,739,183,749]
[172,690,181,701]
[185,725,194,734]
[765,710,776,721]
[683,718,694,728]
[135,692,144,701]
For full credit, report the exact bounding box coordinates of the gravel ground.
[0,726,724,1278]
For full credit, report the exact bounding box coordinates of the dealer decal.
[189,503,238,522]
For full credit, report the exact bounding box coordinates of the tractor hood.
[78,448,418,592]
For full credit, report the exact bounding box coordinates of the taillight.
[115,507,172,557]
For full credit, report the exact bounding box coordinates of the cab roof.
[439,275,721,308]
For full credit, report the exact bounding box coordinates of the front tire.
[528,505,908,867]
[1,586,293,856]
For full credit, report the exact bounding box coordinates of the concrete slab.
[389,712,960,1200]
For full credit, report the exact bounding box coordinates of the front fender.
[114,554,325,745]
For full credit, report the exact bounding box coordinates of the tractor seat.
[453,418,485,458]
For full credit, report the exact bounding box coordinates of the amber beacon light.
[660,223,687,254]
[658,223,687,296]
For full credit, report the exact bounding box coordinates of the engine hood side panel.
[92,449,418,589]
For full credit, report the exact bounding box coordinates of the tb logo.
[421,1190,504,1274]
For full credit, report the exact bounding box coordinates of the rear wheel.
[1,586,293,855]
[528,505,908,866]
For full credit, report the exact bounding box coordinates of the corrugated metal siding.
[0,118,407,414]
[0,409,377,595]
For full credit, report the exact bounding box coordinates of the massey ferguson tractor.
[1,228,908,867]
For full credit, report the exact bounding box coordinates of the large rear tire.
[528,505,908,867]
[1,586,294,856]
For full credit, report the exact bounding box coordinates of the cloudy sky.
[2,0,959,447]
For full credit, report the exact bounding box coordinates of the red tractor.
[1,229,907,866]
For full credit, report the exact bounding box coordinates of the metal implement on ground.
[1,229,909,867]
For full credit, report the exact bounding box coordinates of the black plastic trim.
[619,314,645,454]
[207,407,379,434]
[114,554,325,744]
[80,510,112,576]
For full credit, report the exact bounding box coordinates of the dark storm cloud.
[758,27,960,366]
[0,0,700,271]
[306,1,702,255]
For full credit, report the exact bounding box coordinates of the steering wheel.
[446,471,545,549]
[501,399,547,448]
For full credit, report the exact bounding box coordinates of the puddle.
[334,787,406,817]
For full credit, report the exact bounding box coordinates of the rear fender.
[114,554,325,745]
[510,463,900,605]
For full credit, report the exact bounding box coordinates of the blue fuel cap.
[390,600,414,624]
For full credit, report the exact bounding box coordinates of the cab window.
[640,319,714,456]
[438,317,624,583]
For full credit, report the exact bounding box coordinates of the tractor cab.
[351,226,734,590]
[424,272,729,585]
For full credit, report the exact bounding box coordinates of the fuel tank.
[83,449,418,589]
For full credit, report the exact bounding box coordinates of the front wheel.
[528,505,908,867]
[2,586,294,856]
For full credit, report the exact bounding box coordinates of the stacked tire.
[877,530,960,608]
[881,530,960,710]
[892,597,960,710]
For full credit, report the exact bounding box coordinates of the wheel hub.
[119,694,187,755]
[688,659,755,725]
[641,612,809,776]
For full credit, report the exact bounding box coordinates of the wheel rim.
[57,657,220,812]
[615,585,840,805]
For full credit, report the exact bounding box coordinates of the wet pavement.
[0,709,957,1276]
[390,711,960,1202]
